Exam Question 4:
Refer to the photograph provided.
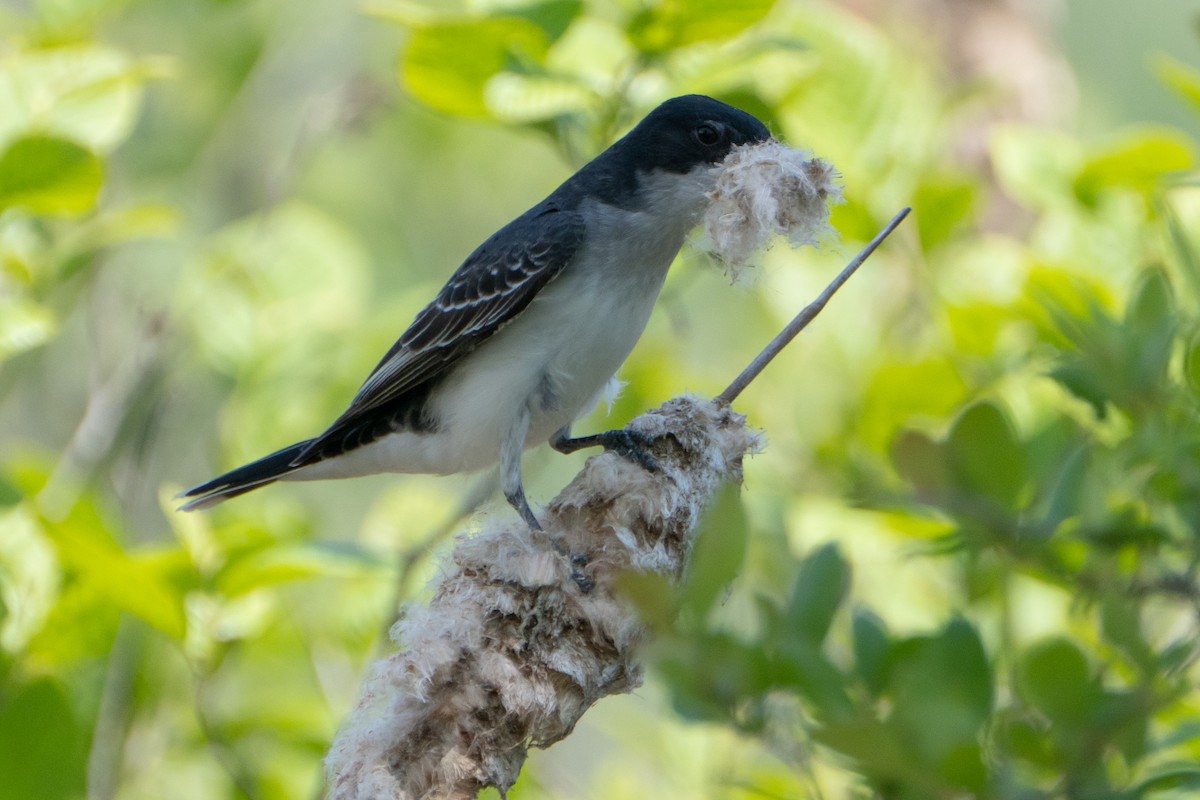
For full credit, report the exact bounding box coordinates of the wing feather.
[291,206,585,466]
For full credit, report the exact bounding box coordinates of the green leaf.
[0,679,87,800]
[773,638,853,721]
[851,608,890,696]
[628,0,776,54]
[1074,128,1194,205]
[1048,362,1109,418]
[1186,332,1200,396]
[1152,53,1200,114]
[507,0,582,40]
[1040,442,1088,532]
[888,619,993,773]
[1136,766,1200,795]
[0,296,57,362]
[217,541,387,597]
[947,401,1027,511]
[784,543,849,646]
[0,44,153,153]
[0,135,103,216]
[401,17,549,118]
[1101,594,1154,674]
[1017,637,1100,727]
[912,173,976,250]
[1123,266,1176,391]
[680,483,748,616]
[659,633,770,722]
[39,503,188,641]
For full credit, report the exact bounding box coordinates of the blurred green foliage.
[2,0,1200,798]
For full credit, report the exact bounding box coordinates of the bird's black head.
[548,95,773,210]
[619,94,773,175]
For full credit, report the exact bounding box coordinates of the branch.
[326,398,759,799]
[325,211,910,799]
[717,207,911,405]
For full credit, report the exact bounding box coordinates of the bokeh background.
[3,0,1200,798]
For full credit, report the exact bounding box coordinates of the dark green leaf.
[1136,766,1200,796]
[888,619,993,767]
[1049,362,1109,417]
[773,638,853,721]
[784,543,849,646]
[947,401,1028,511]
[659,633,770,722]
[508,0,582,40]
[1017,637,1100,726]
[0,135,103,216]
[851,609,890,696]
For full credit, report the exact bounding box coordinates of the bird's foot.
[553,428,659,473]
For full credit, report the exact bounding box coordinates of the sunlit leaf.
[990,125,1081,211]
[0,135,102,216]
[401,18,548,118]
[483,72,594,124]
[1153,53,1200,114]
[38,503,188,641]
[628,0,776,54]
[0,296,56,362]
[1074,128,1194,205]
[217,541,387,597]
[0,44,154,153]
[859,358,968,454]
[913,173,976,250]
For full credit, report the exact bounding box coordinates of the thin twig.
[716,207,911,406]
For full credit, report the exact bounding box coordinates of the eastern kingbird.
[181,95,772,529]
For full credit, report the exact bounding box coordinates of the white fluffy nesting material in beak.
[702,140,842,278]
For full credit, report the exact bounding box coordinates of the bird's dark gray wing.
[291,206,586,465]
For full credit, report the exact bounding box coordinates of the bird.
[180,94,772,529]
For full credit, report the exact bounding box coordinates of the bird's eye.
[693,122,724,146]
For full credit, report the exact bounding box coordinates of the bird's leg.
[502,408,541,530]
[550,425,660,473]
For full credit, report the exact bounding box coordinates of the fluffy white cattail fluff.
[325,397,760,800]
[702,140,842,278]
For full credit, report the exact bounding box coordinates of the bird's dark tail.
[178,441,311,511]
